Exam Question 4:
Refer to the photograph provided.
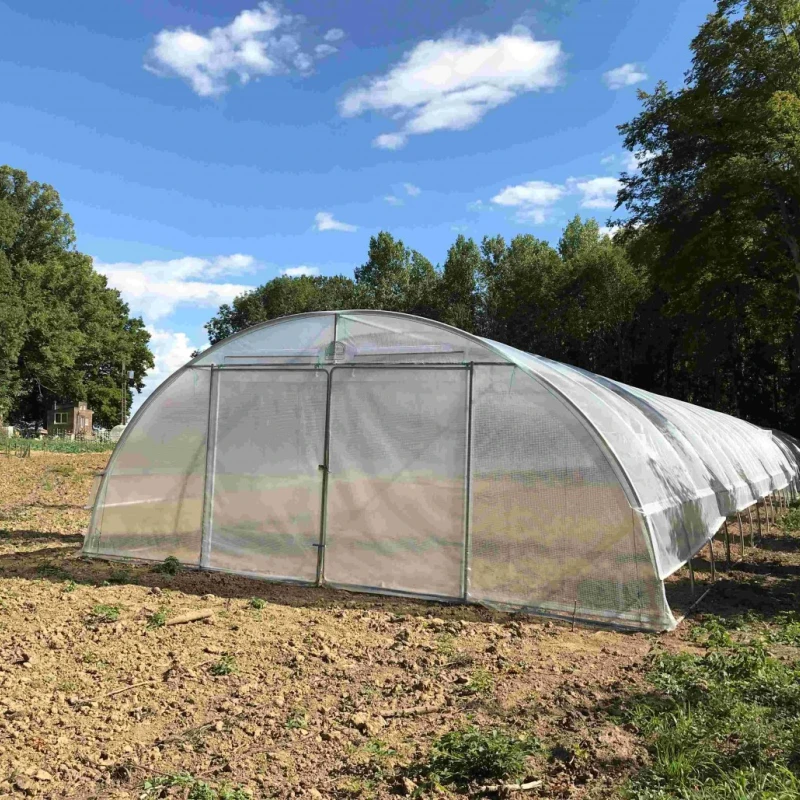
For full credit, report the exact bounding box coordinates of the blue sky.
[0,0,714,413]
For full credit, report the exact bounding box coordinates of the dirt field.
[0,452,798,799]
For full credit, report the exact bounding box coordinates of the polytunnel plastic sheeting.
[484,340,793,579]
[468,364,669,629]
[85,367,210,563]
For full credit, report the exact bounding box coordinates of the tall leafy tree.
[440,235,480,333]
[0,166,153,428]
[616,0,800,429]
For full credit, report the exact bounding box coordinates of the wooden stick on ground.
[164,609,213,626]
[472,779,543,794]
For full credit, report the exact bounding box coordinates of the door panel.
[324,368,468,597]
[209,369,327,582]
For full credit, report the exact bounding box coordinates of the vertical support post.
[688,558,695,597]
[737,512,745,555]
[461,363,475,602]
[708,539,715,581]
[765,497,771,534]
[756,500,763,541]
[748,506,755,548]
[315,367,334,587]
[723,520,732,571]
[200,366,220,569]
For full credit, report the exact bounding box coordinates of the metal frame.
[461,363,474,601]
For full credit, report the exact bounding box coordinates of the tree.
[440,235,480,333]
[616,0,800,430]
[0,166,153,428]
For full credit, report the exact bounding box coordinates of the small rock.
[309,789,323,800]
[149,587,162,596]
[34,769,53,781]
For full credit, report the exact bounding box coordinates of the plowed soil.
[0,452,797,799]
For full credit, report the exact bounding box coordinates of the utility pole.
[121,358,126,425]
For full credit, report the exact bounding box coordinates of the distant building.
[46,401,94,439]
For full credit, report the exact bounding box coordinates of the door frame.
[319,363,474,599]
[199,365,331,580]
[200,362,480,599]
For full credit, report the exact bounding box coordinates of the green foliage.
[141,772,250,800]
[152,555,181,575]
[409,726,537,791]
[0,165,153,427]
[781,507,800,531]
[106,567,132,585]
[248,597,266,610]
[147,608,169,629]
[285,707,308,729]
[621,641,800,798]
[36,561,71,581]
[88,604,120,624]
[28,438,115,453]
[210,654,237,676]
[465,668,495,695]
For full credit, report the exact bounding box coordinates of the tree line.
[207,0,800,436]
[0,166,153,430]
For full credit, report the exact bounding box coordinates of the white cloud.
[404,183,421,196]
[491,180,566,223]
[341,28,563,148]
[598,225,620,238]
[603,62,647,90]
[130,327,199,415]
[600,154,616,165]
[314,211,357,232]
[384,195,403,205]
[324,28,345,42]
[281,265,320,277]
[145,2,338,96]
[315,43,338,58]
[571,176,622,209]
[96,255,255,322]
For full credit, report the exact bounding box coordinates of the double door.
[205,366,468,598]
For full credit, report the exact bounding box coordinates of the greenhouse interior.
[84,311,800,631]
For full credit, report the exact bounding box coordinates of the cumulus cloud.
[491,180,566,223]
[314,211,357,232]
[96,255,255,321]
[281,265,320,277]
[145,2,340,96]
[598,225,620,238]
[571,176,622,208]
[340,27,563,148]
[404,183,421,196]
[603,62,647,90]
[324,28,345,42]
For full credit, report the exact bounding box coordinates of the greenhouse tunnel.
[84,311,800,631]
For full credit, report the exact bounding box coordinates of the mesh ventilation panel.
[86,368,210,563]
[469,365,665,628]
[208,369,327,582]
[324,367,468,597]
[193,315,335,366]
[336,313,503,364]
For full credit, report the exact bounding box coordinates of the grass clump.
[248,597,266,610]
[781,506,800,532]
[408,726,537,792]
[210,654,237,676]
[465,667,494,695]
[87,604,121,625]
[141,772,250,799]
[36,561,71,581]
[285,707,308,729]
[620,640,800,799]
[152,555,181,575]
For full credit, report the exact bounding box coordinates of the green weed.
[465,667,495,695]
[210,654,237,676]
[141,772,250,799]
[152,555,181,575]
[408,726,537,791]
[87,604,121,625]
[248,597,266,610]
[147,607,169,629]
[781,507,800,532]
[285,707,308,729]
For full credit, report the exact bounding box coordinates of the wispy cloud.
[145,2,341,96]
[404,183,421,196]
[603,62,647,90]
[314,211,357,232]
[281,265,320,277]
[324,28,345,42]
[95,255,255,321]
[384,195,403,205]
[340,26,563,149]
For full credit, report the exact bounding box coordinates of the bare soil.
[0,452,797,799]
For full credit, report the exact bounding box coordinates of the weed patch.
[152,555,181,575]
[87,604,121,625]
[408,726,538,791]
[620,641,800,798]
[209,654,237,676]
[141,771,250,799]
[147,607,169,629]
